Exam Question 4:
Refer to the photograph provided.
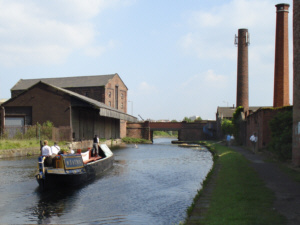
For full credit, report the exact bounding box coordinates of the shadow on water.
[30,166,114,224]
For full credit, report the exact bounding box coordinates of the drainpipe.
[0,106,5,137]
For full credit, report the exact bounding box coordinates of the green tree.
[221,119,234,135]
[268,109,292,160]
[231,106,244,144]
[194,117,202,122]
[182,116,202,122]
[183,117,192,122]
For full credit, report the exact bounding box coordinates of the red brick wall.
[126,122,150,139]
[127,121,209,141]
[105,75,128,113]
[293,0,300,166]
[274,3,290,107]
[246,108,290,150]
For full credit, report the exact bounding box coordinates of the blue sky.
[0,0,293,121]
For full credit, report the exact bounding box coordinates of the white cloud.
[0,0,133,66]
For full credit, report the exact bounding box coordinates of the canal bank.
[185,143,300,225]
[0,139,124,159]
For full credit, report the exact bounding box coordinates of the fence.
[2,125,72,141]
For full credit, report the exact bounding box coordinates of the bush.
[232,106,244,144]
[221,119,234,135]
[268,110,292,161]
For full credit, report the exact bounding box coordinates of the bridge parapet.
[149,122,182,130]
[127,121,216,142]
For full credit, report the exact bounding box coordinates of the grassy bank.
[185,143,286,225]
[0,139,67,151]
[121,137,152,144]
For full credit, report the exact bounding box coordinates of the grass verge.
[0,139,67,151]
[185,143,286,225]
[122,137,152,144]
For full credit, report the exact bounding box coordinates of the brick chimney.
[273,3,290,107]
[236,28,249,111]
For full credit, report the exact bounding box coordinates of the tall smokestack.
[273,3,290,107]
[235,28,250,111]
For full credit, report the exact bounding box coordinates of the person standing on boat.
[93,135,99,157]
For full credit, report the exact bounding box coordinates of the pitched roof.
[5,81,137,122]
[216,106,263,119]
[11,74,121,91]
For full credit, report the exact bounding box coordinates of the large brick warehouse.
[0,74,137,141]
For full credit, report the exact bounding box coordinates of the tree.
[182,116,202,122]
[231,106,244,144]
[221,119,234,135]
[268,109,292,160]
[194,117,202,122]
[183,117,192,122]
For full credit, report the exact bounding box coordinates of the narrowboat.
[35,144,114,190]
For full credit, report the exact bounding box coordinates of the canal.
[0,138,213,224]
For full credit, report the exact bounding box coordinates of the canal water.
[0,138,213,224]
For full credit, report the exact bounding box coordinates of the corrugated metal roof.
[11,74,119,91]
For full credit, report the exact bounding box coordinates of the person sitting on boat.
[69,146,75,154]
[51,142,60,155]
[42,140,54,166]
[92,135,99,157]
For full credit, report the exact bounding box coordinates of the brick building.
[216,106,261,139]
[1,74,136,140]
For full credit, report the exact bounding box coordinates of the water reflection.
[29,188,78,224]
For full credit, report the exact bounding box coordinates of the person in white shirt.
[42,140,52,156]
[42,140,54,166]
[250,133,258,153]
[51,142,60,155]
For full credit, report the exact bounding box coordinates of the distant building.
[216,106,262,139]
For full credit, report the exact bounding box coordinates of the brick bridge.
[126,121,216,142]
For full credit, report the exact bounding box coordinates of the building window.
[108,92,111,98]
[121,103,123,109]
[121,93,123,99]
[109,101,111,106]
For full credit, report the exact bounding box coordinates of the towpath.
[186,145,300,225]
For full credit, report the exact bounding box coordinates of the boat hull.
[36,144,114,190]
